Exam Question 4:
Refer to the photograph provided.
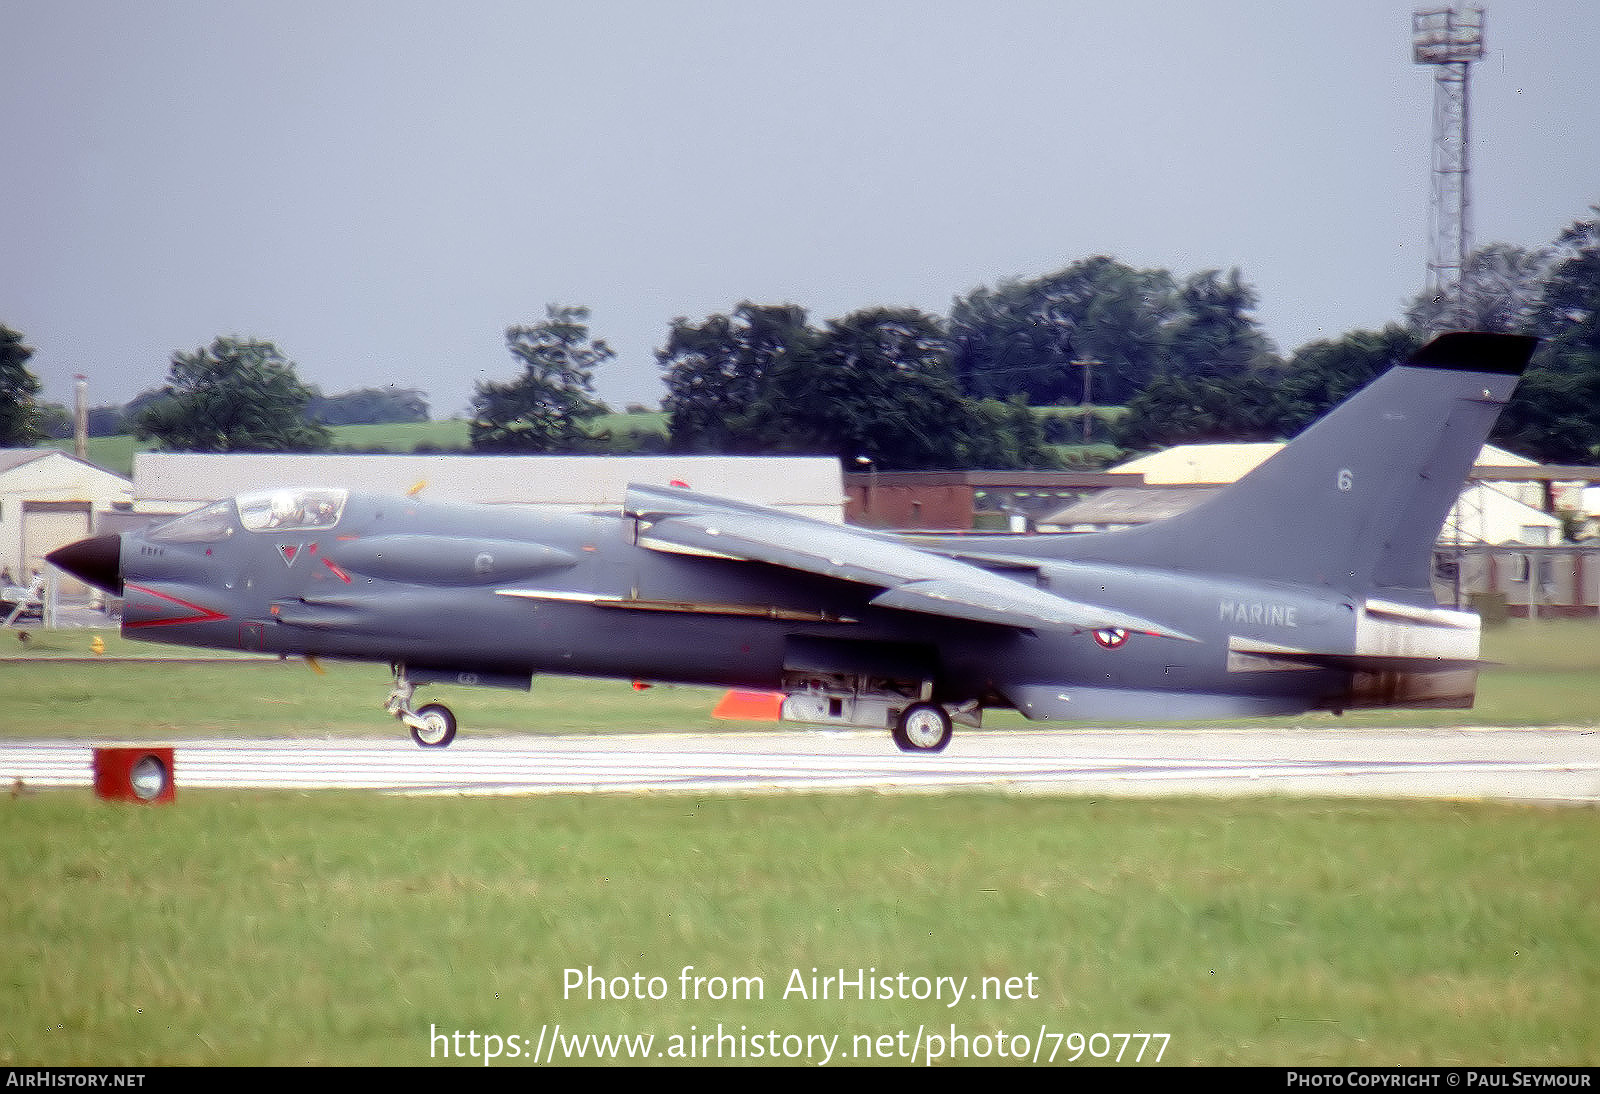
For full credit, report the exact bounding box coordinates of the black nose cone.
[47,534,124,597]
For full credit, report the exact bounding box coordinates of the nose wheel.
[407,703,457,748]
[386,665,458,747]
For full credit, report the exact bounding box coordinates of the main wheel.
[893,702,952,753]
[409,703,457,748]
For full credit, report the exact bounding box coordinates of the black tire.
[409,703,457,748]
[893,702,952,753]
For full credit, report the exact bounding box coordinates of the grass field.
[3,792,1596,1066]
[2,621,1597,1066]
[44,404,1117,476]
[41,413,673,476]
[328,412,671,454]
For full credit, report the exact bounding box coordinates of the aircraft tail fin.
[1057,332,1537,601]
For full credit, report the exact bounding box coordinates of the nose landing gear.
[386,664,458,748]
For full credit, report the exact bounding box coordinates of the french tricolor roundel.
[1093,627,1129,650]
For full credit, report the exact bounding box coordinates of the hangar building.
[0,450,132,585]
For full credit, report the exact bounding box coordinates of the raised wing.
[624,483,1194,640]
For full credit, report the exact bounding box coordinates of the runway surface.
[5,726,1599,803]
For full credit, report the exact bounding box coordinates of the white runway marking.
[5,727,1599,803]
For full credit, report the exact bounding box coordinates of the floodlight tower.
[1412,7,1486,326]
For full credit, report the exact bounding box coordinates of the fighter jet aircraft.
[50,331,1535,752]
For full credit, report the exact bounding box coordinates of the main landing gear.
[386,664,457,748]
[892,702,953,754]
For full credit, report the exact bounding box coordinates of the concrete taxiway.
[4,727,1598,803]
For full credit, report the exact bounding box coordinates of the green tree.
[660,303,813,454]
[132,336,330,453]
[311,387,430,426]
[1114,371,1286,452]
[1493,208,1600,462]
[948,257,1177,406]
[1407,242,1555,336]
[87,405,129,437]
[34,403,73,440]
[1494,364,1600,463]
[778,307,976,469]
[1274,326,1423,437]
[959,396,1057,470]
[1163,268,1278,377]
[1111,269,1283,451]
[0,325,43,446]
[470,305,611,452]
[660,302,1063,470]
[1534,208,1600,348]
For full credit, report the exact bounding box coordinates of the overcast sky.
[3,1,1596,420]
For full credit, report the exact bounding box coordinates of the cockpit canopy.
[237,488,348,532]
[148,489,349,544]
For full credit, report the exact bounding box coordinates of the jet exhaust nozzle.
[47,534,124,597]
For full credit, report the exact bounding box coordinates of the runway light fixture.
[93,746,176,804]
[129,754,168,800]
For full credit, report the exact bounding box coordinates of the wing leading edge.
[624,483,1194,640]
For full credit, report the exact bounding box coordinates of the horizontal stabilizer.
[1227,598,1480,675]
[1228,647,1485,675]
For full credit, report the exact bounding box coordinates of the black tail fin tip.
[1408,331,1538,376]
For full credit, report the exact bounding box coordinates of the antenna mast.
[1412,6,1486,330]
